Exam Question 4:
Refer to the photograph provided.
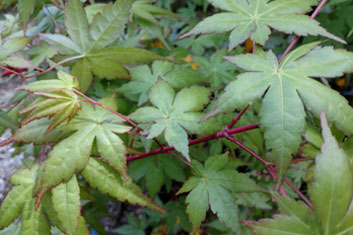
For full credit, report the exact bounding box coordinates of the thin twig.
[126,124,259,162]
[25,54,85,79]
[167,151,192,167]
[225,135,313,209]
[227,105,250,129]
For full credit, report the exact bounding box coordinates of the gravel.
[0,75,24,203]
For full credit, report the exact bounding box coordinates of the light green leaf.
[12,118,64,144]
[21,198,50,235]
[19,70,80,92]
[0,185,32,229]
[131,81,214,160]
[310,112,353,234]
[178,155,259,233]
[245,216,319,235]
[87,47,167,65]
[81,158,165,213]
[206,43,353,186]
[1,56,33,68]
[65,0,91,52]
[0,166,38,229]
[52,175,80,235]
[0,37,30,59]
[88,0,133,50]
[181,0,345,51]
[71,57,93,93]
[18,0,35,30]
[40,34,82,55]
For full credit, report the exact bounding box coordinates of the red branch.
[126,124,259,162]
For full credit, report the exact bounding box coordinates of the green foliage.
[178,155,260,233]
[204,42,353,186]
[245,112,353,234]
[1,0,353,234]
[130,80,218,160]
[181,0,345,50]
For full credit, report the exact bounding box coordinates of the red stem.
[227,105,250,129]
[74,89,140,130]
[278,0,327,63]
[225,135,313,209]
[126,124,259,162]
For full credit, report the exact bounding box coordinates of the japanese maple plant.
[0,0,353,234]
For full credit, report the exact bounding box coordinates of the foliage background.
[0,0,353,234]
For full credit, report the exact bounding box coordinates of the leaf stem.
[226,105,250,130]
[25,54,85,79]
[278,0,327,63]
[225,135,313,209]
[74,89,140,129]
[126,124,259,161]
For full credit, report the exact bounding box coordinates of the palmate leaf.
[81,157,165,214]
[42,0,165,92]
[33,96,131,205]
[19,71,81,134]
[130,80,219,160]
[118,61,205,105]
[204,42,353,186]
[177,155,260,233]
[246,112,353,235]
[180,0,345,51]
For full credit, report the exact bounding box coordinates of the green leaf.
[205,43,353,186]
[19,71,81,134]
[177,155,260,233]
[0,166,38,230]
[19,70,80,92]
[87,47,167,65]
[128,155,185,197]
[18,0,35,30]
[81,157,165,214]
[1,56,34,68]
[40,34,82,55]
[118,61,174,105]
[33,97,131,202]
[65,0,91,52]
[12,118,64,144]
[88,0,133,50]
[181,0,345,51]
[0,111,17,130]
[194,49,236,87]
[132,0,179,25]
[246,112,353,235]
[71,57,93,93]
[130,81,214,160]
[21,198,50,235]
[310,112,353,234]
[0,37,30,59]
[52,175,80,235]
